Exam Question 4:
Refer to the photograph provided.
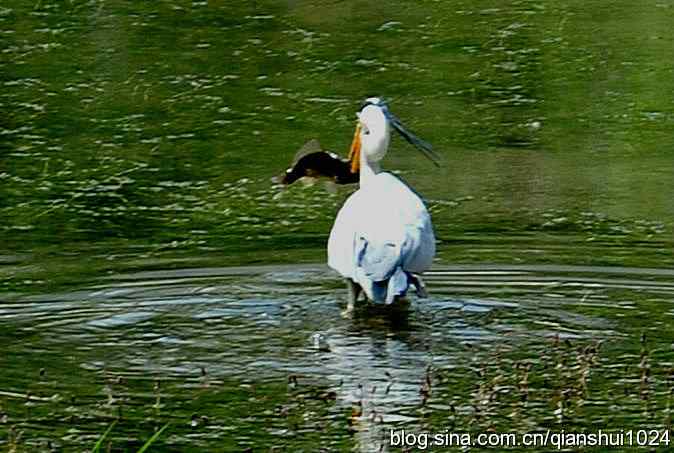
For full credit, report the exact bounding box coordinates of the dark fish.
[278,139,359,185]
[282,151,359,185]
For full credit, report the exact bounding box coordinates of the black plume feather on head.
[358,97,441,167]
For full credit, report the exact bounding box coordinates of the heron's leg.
[390,295,411,311]
[409,274,428,298]
[344,279,361,314]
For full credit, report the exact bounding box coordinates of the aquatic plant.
[92,421,169,453]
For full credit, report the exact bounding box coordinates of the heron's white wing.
[356,236,400,281]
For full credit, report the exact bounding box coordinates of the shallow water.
[3,263,674,451]
[2,0,674,451]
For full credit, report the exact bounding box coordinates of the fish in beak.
[275,139,359,186]
[348,122,362,174]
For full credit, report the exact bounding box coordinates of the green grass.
[92,420,117,453]
[92,421,170,453]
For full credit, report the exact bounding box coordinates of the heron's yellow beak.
[348,123,361,174]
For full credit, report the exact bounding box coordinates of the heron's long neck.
[359,155,381,188]
[358,131,387,187]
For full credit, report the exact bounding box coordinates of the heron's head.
[348,97,390,173]
[348,97,440,173]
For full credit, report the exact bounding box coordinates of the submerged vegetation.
[2,335,673,451]
[1,177,672,295]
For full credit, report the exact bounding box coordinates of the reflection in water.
[2,263,674,450]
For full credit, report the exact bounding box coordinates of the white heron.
[327,97,439,313]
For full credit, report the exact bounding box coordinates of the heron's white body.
[327,100,435,304]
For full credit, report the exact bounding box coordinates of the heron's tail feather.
[386,268,409,304]
[368,268,409,304]
[355,237,412,304]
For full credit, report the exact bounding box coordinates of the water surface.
[3,264,674,451]
[2,0,674,451]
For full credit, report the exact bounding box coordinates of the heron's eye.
[362,127,370,135]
